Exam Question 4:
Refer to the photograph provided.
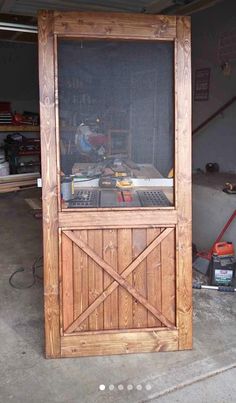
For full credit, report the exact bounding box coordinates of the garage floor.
[0,190,236,403]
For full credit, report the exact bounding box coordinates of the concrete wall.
[0,41,38,114]
[192,0,236,173]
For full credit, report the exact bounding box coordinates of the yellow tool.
[114,170,128,177]
[116,178,133,188]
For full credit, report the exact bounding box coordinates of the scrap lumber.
[0,172,40,192]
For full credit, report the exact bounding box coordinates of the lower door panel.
[60,227,177,356]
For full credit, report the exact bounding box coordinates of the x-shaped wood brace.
[64,227,175,333]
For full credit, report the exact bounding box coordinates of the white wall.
[192,0,236,173]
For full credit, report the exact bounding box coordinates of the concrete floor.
[0,189,236,403]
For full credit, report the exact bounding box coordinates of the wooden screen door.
[38,11,192,358]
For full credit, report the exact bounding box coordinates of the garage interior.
[0,1,235,402]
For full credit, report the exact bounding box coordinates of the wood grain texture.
[38,10,192,357]
[88,230,103,331]
[38,10,60,358]
[61,330,178,357]
[54,11,176,40]
[132,229,148,328]
[175,16,192,349]
[147,228,162,327]
[161,229,176,325]
[62,233,73,330]
[64,228,175,333]
[59,210,177,228]
[118,229,133,329]
[103,229,118,329]
[73,230,89,331]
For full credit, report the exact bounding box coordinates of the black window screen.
[58,39,174,208]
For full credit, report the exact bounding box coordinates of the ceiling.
[0,0,224,43]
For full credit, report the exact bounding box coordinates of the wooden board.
[61,227,176,335]
[0,125,40,132]
[61,329,178,357]
[54,12,176,40]
[175,16,192,350]
[38,10,61,358]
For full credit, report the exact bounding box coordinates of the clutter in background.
[193,209,236,292]
[0,101,39,126]
[0,101,40,192]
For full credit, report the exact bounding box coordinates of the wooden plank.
[0,180,37,189]
[88,230,103,331]
[54,12,176,40]
[147,228,162,327]
[132,229,148,328]
[64,229,175,332]
[161,229,176,325]
[59,210,177,228]
[103,229,118,329]
[176,16,192,350]
[0,125,40,132]
[118,229,133,329]
[72,230,89,331]
[62,233,73,330]
[61,330,178,357]
[0,172,39,183]
[38,10,60,358]
[0,186,20,193]
[67,326,168,336]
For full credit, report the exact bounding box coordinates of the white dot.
[99,384,105,391]
[127,384,133,391]
[145,384,152,390]
[118,384,124,390]
[109,384,114,391]
[136,384,142,391]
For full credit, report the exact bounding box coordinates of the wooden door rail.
[64,228,175,333]
[193,96,236,135]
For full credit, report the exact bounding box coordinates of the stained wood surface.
[62,228,175,333]
[88,230,103,330]
[103,229,118,329]
[132,229,148,328]
[62,233,73,330]
[61,330,178,357]
[38,10,192,358]
[175,16,192,349]
[161,229,176,325]
[59,210,177,228]
[54,12,176,40]
[147,228,162,327]
[73,230,89,331]
[38,10,60,358]
[118,229,133,329]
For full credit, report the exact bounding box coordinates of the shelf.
[18,151,40,156]
[0,125,40,132]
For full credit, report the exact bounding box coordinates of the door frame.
[38,10,192,358]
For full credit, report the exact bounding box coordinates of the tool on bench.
[99,176,133,189]
[99,177,117,188]
[116,178,133,188]
[193,209,236,275]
